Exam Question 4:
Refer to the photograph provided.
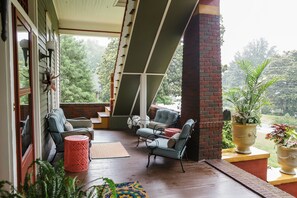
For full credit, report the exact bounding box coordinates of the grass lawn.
[254,114,297,168]
[254,132,279,168]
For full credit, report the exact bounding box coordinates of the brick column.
[182,0,223,161]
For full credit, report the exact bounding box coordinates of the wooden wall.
[37,0,59,160]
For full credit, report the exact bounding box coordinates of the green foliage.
[155,42,183,104]
[224,59,279,124]
[97,38,119,102]
[265,51,297,115]
[220,15,225,46]
[0,159,116,198]
[222,38,277,92]
[266,124,297,148]
[273,113,297,127]
[222,121,235,149]
[254,132,279,168]
[60,35,97,103]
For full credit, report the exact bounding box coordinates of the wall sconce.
[39,40,55,67]
[20,39,29,66]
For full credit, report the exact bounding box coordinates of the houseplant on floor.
[0,159,116,197]
[224,59,279,154]
[266,124,297,175]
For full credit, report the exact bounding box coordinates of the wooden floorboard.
[59,129,292,198]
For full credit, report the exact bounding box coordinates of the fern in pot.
[224,59,279,154]
[0,159,116,197]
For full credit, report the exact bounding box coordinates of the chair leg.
[136,136,140,147]
[146,154,151,168]
[184,151,188,161]
[180,159,185,173]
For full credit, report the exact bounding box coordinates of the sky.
[74,35,110,47]
[220,0,297,65]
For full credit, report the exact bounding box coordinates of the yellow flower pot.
[277,145,297,175]
[232,123,257,154]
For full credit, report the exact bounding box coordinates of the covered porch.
[62,128,290,198]
[0,0,292,196]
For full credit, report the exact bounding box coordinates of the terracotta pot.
[232,123,257,154]
[277,145,297,175]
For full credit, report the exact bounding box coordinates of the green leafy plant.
[266,124,297,148]
[0,159,116,198]
[224,59,279,124]
[222,121,235,149]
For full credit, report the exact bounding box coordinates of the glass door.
[13,7,35,185]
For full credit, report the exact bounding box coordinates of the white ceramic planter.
[277,145,297,175]
[232,123,257,154]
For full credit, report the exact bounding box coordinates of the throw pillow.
[64,121,74,131]
[167,133,180,148]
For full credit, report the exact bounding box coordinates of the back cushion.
[175,119,194,151]
[48,110,65,133]
[154,109,178,125]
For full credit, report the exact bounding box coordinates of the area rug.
[90,142,130,159]
[102,181,149,198]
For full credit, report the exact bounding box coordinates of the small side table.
[64,135,89,172]
[164,128,181,137]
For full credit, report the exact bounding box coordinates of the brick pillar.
[182,0,223,161]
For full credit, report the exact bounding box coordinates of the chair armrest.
[67,118,92,128]
[153,125,165,135]
[148,121,168,130]
[155,134,170,139]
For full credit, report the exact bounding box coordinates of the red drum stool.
[164,128,181,137]
[64,135,89,172]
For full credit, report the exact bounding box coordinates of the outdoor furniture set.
[136,109,196,172]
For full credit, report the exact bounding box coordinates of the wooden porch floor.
[61,129,292,198]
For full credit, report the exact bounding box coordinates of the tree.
[155,42,183,105]
[60,35,97,102]
[97,38,119,102]
[220,15,226,46]
[266,51,297,115]
[222,38,277,91]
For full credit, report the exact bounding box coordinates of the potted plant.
[266,124,297,175]
[224,59,279,154]
[0,159,117,197]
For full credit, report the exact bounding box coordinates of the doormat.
[102,181,149,198]
[90,142,130,159]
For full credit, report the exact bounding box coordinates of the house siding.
[38,0,59,160]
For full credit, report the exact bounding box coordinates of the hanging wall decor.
[42,68,59,92]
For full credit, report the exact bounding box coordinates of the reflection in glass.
[17,19,30,89]
[20,95,31,156]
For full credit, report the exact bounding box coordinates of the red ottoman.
[64,135,89,172]
[164,128,181,137]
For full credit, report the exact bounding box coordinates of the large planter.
[277,145,297,175]
[232,123,257,154]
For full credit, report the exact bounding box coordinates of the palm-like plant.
[224,59,279,124]
[0,159,117,198]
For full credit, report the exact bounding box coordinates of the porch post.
[0,1,17,185]
[140,74,147,126]
[181,0,223,161]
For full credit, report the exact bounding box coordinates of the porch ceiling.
[53,0,126,36]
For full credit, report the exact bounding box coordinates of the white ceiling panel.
[53,0,125,35]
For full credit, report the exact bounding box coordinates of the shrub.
[222,121,235,149]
